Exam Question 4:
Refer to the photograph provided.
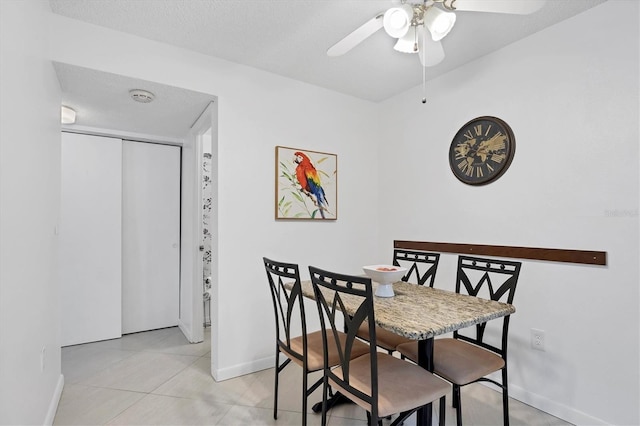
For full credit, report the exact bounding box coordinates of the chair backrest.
[393,249,440,287]
[453,255,522,357]
[308,266,379,418]
[263,257,308,364]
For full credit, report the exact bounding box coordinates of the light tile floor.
[54,327,573,425]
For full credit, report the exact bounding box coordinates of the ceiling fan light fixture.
[424,7,456,41]
[383,5,413,38]
[393,27,418,53]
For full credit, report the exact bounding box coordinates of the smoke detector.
[129,89,155,103]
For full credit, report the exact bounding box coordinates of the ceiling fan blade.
[452,0,546,14]
[418,26,445,67]
[327,14,384,57]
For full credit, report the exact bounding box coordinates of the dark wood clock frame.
[449,116,515,185]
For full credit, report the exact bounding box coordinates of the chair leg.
[502,368,510,426]
[454,386,462,426]
[320,375,329,426]
[273,348,279,420]
[365,411,382,426]
[452,384,460,408]
[439,396,446,426]
[301,371,308,426]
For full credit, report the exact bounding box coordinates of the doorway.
[179,102,219,376]
[178,102,217,351]
[55,63,219,363]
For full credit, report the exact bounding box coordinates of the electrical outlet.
[531,328,545,351]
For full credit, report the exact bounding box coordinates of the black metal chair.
[393,249,440,287]
[263,257,369,425]
[309,265,449,426]
[397,255,522,426]
[357,249,441,353]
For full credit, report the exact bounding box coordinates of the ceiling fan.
[327,0,547,67]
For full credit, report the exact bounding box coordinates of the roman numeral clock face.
[449,116,516,185]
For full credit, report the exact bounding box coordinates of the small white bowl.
[363,265,407,297]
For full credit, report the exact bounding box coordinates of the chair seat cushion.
[357,323,412,352]
[287,329,370,372]
[396,338,505,386]
[329,353,449,418]
[433,338,505,385]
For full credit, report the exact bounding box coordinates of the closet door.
[60,133,122,346]
[122,141,180,334]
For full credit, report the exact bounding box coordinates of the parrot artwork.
[293,151,328,218]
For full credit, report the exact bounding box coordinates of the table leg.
[416,338,434,426]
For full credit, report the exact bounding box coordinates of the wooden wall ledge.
[394,240,607,266]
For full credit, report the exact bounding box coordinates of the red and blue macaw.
[293,151,328,218]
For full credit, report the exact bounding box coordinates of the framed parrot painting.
[275,146,337,220]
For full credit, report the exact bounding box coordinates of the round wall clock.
[449,116,516,185]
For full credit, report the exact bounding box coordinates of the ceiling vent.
[129,89,155,103]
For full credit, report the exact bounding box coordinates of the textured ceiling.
[54,62,216,140]
[50,0,607,138]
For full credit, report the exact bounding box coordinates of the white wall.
[0,1,64,424]
[377,1,639,425]
[48,14,382,380]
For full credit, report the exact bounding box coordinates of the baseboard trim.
[177,319,192,342]
[507,383,608,426]
[212,355,273,382]
[44,374,64,425]
[178,319,204,344]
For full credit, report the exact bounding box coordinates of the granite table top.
[298,280,515,341]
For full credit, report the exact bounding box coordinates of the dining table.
[296,278,516,426]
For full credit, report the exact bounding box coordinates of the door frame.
[178,101,217,347]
